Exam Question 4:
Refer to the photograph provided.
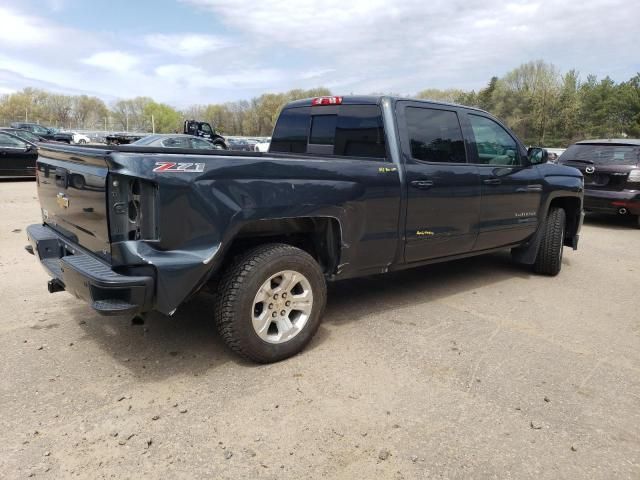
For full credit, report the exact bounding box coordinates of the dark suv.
[10,123,73,143]
[558,139,640,227]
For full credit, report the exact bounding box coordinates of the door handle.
[516,185,543,193]
[410,180,434,190]
[483,178,502,185]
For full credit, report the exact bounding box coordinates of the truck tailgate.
[36,146,110,256]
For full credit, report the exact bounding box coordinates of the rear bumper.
[584,189,640,215]
[26,224,154,316]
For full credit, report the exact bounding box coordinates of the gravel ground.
[1,180,639,479]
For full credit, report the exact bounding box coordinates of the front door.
[396,102,481,263]
[0,133,36,177]
[463,113,543,250]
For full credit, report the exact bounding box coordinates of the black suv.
[10,123,73,143]
[558,139,640,227]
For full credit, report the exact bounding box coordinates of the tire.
[79,139,87,145]
[214,243,327,363]
[635,215,640,229]
[213,141,227,150]
[533,207,566,276]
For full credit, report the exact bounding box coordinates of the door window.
[405,107,466,163]
[468,115,519,166]
[161,137,190,148]
[0,133,25,147]
[191,138,213,150]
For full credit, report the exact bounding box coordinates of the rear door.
[270,103,401,272]
[463,113,542,250]
[396,102,480,262]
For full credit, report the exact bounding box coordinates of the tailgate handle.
[55,168,69,188]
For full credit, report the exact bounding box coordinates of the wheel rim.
[252,270,313,344]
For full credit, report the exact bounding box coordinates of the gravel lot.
[1,180,639,479]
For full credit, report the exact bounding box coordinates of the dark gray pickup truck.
[26,96,584,362]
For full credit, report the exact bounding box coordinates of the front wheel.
[214,243,326,363]
[533,207,566,276]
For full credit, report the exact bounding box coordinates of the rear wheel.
[214,243,326,363]
[533,207,566,276]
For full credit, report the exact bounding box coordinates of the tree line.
[1,61,638,146]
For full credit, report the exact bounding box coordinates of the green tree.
[144,101,182,133]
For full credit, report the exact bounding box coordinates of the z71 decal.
[153,162,205,173]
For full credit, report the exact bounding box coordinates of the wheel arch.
[221,216,343,277]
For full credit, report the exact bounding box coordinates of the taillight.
[311,96,343,106]
[108,175,158,242]
[628,169,640,183]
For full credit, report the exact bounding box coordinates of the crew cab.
[26,96,584,363]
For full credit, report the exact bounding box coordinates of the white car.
[71,132,91,145]
[253,138,271,152]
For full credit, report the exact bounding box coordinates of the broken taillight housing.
[108,175,158,242]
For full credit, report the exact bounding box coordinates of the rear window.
[270,107,311,153]
[270,105,386,159]
[559,144,640,166]
[405,107,466,163]
[310,115,337,145]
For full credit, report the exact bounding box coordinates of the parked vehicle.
[131,134,225,150]
[183,120,227,149]
[558,139,640,227]
[105,132,146,146]
[254,138,271,152]
[10,123,73,143]
[0,131,37,178]
[26,95,584,363]
[71,132,91,145]
[545,148,566,163]
[0,128,48,144]
[227,138,253,151]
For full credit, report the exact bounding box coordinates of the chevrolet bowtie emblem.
[56,192,69,209]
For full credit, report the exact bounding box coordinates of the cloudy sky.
[1,0,638,106]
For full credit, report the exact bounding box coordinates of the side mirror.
[527,147,548,165]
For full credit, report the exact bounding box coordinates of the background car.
[71,132,91,144]
[545,147,566,163]
[131,134,225,150]
[253,138,271,152]
[558,139,640,227]
[0,131,38,178]
[10,122,73,143]
[0,128,49,144]
[226,138,254,151]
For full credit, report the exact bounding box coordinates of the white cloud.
[0,6,57,47]
[82,51,140,73]
[145,33,228,57]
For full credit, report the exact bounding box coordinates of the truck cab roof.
[284,95,487,114]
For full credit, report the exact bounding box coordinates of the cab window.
[405,107,467,163]
[468,115,519,166]
[0,133,25,147]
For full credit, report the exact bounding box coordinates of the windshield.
[559,144,640,166]
[14,130,40,143]
[132,135,160,145]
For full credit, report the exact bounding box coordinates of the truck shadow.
[74,251,535,380]
[583,213,638,231]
